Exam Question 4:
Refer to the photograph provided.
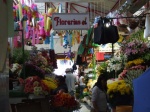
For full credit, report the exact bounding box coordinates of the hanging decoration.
[63,31,69,49]
[13,2,81,48]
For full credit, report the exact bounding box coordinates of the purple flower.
[125,49,131,55]
[131,50,138,54]
[128,42,135,47]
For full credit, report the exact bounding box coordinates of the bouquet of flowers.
[125,58,144,68]
[119,65,145,92]
[121,39,149,61]
[107,54,126,72]
[107,79,133,107]
[20,48,54,79]
[51,92,81,112]
[96,62,108,75]
[24,76,50,96]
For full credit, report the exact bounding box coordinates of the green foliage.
[141,51,150,61]
[12,48,30,64]
[129,29,144,41]
[96,62,108,75]
[123,69,144,92]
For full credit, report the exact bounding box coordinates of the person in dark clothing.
[91,74,108,112]
[52,75,68,95]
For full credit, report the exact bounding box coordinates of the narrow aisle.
[79,102,91,112]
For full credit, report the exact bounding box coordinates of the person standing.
[91,74,108,112]
[79,72,86,99]
[65,68,77,96]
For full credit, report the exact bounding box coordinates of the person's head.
[95,74,107,90]
[65,68,72,73]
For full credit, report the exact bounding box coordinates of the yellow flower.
[107,80,131,96]
[126,58,144,68]
[42,80,57,90]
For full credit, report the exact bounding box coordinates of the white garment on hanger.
[144,15,150,38]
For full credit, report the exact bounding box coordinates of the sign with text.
[52,13,90,30]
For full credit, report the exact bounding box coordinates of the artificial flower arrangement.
[96,62,108,75]
[24,76,50,96]
[20,76,58,96]
[21,47,54,79]
[107,51,127,73]
[119,65,145,92]
[10,63,22,77]
[107,79,133,107]
[125,58,144,68]
[51,92,81,112]
[120,29,150,62]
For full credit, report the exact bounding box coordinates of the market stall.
[5,0,150,112]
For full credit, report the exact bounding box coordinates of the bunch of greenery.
[12,48,30,64]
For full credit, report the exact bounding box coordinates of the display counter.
[9,90,28,104]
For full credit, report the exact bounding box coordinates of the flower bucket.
[116,105,132,112]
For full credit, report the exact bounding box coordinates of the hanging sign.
[52,13,90,30]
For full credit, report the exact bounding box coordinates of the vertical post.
[66,2,68,13]
[21,19,25,79]
[45,2,47,13]
[21,29,25,78]
[112,43,114,57]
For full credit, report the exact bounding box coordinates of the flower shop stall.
[10,2,83,111]
[105,29,150,111]
[9,46,58,100]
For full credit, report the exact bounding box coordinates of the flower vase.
[28,94,45,99]
[116,105,132,112]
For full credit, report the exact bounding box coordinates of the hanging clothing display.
[94,17,119,45]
